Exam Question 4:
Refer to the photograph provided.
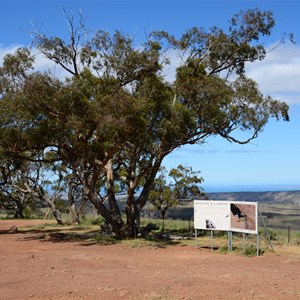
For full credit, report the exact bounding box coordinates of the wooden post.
[288,226,291,246]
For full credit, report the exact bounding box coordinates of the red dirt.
[0,219,299,300]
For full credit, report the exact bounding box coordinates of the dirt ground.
[0,220,300,300]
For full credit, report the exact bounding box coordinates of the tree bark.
[43,197,65,225]
[14,201,25,219]
[68,177,79,225]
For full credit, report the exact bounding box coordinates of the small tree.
[149,165,204,231]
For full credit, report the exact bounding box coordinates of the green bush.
[268,229,277,241]
[218,246,229,254]
[79,215,103,226]
[243,244,264,256]
[23,207,32,219]
[215,230,226,237]
[93,234,119,245]
[54,198,68,213]
[90,218,102,225]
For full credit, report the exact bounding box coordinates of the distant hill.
[206,190,300,205]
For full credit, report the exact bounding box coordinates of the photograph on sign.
[230,201,258,234]
[194,200,230,231]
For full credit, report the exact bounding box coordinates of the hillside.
[165,190,300,229]
[206,190,300,205]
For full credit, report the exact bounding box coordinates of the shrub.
[23,207,32,219]
[244,244,264,256]
[268,229,277,241]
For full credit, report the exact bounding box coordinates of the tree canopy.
[0,8,289,237]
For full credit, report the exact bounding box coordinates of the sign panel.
[194,200,258,234]
[230,201,258,234]
[194,200,230,231]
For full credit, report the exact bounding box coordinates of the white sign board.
[194,200,258,234]
[194,200,230,231]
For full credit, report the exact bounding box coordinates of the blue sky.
[1,0,300,191]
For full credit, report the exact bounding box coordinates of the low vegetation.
[3,212,299,259]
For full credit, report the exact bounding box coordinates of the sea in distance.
[202,184,300,193]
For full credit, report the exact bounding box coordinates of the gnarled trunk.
[43,197,65,225]
[14,201,25,219]
[84,156,163,238]
[38,193,65,225]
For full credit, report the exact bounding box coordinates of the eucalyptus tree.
[149,165,205,231]
[0,8,289,237]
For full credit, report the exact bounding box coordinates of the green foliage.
[215,230,227,238]
[54,198,68,213]
[0,8,290,237]
[267,228,277,241]
[23,206,32,219]
[141,218,192,235]
[218,246,230,254]
[243,244,264,256]
[80,216,103,226]
[149,164,204,231]
[92,234,119,245]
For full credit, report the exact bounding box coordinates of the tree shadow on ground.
[6,225,185,248]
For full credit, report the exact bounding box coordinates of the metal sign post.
[256,233,259,256]
[243,233,246,253]
[227,231,233,251]
[194,200,260,254]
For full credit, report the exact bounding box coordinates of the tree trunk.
[13,195,26,219]
[161,211,166,232]
[14,202,25,219]
[86,187,126,238]
[125,202,141,238]
[69,202,79,225]
[84,157,163,239]
[125,185,141,238]
[44,197,65,225]
[68,177,79,225]
[52,208,65,225]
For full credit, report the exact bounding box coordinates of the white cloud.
[246,43,300,105]
[161,49,183,82]
[31,49,69,78]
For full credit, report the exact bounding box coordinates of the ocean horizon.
[202,184,300,193]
